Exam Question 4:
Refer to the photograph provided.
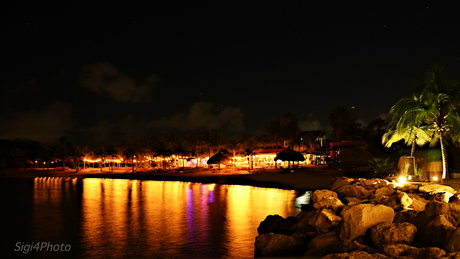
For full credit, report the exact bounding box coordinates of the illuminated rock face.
[419,183,455,195]
[336,185,370,199]
[255,176,460,258]
[311,189,338,203]
[339,204,394,241]
[370,222,417,250]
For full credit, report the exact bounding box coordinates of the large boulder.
[342,196,366,206]
[340,204,394,241]
[419,184,455,195]
[450,193,460,203]
[254,232,305,257]
[359,178,389,188]
[398,192,413,209]
[433,192,455,203]
[257,214,295,235]
[320,251,391,259]
[407,193,429,211]
[311,189,338,203]
[375,186,395,197]
[370,222,417,250]
[394,210,432,243]
[295,210,311,222]
[305,231,342,256]
[450,203,460,227]
[426,201,451,218]
[330,177,353,191]
[425,215,456,248]
[444,228,460,253]
[397,183,420,193]
[381,243,414,258]
[313,196,346,213]
[336,185,370,200]
[308,208,342,232]
[407,247,447,259]
[370,187,397,206]
[290,210,316,234]
[340,239,377,254]
[382,244,446,259]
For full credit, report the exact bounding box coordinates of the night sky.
[1,2,460,146]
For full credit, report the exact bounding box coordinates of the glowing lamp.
[433,176,439,181]
[398,176,406,184]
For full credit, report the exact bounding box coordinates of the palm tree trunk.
[440,133,448,179]
[275,140,279,169]
[410,139,416,157]
[247,157,250,173]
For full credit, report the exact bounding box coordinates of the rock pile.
[255,177,460,258]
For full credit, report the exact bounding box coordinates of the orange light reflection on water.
[76,179,300,258]
[225,186,298,258]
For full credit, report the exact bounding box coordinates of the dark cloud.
[87,115,152,145]
[79,62,159,103]
[298,113,324,132]
[149,102,245,133]
[0,101,73,144]
[117,114,149,141]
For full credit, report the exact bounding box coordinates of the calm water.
[0,177,310,258]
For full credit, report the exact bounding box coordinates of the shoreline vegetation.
[0,166,349,192]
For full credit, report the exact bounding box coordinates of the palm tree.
[208,129,226,152]
[94,146,106,172]
[280,112,299,147]
[241,134,262,170]
[105,144,122,171]
[329,107,354,142]
[382,125,432,156]
[264,119,283,168]
[387,65,460,178]
[52,137,70,170]
[225,139,244,164]
[185,131,205,168]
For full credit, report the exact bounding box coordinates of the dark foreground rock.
[255,177,460,258]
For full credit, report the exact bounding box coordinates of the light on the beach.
[398,176,406,184]
[433,176,438,181]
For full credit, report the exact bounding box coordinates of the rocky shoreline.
[255,177,460,258]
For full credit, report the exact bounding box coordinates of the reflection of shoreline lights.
[207,184,215,191]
